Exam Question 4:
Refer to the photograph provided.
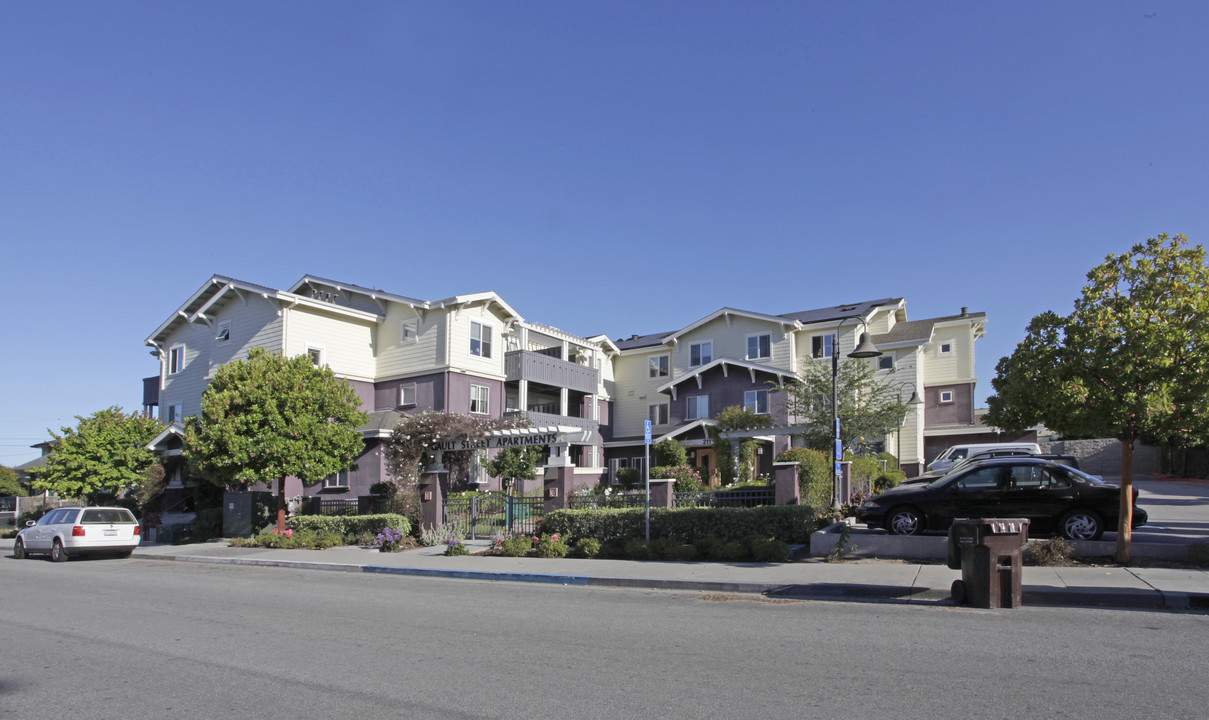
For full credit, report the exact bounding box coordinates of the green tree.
[653,438,688,468]
[710,406,774,485]
[0,465,26,496]
[985,234,1209,561]
[29,407,163,503]
[184,347,369,532]
[485,446,543,492]
[782,359,909,452]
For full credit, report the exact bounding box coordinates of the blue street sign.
[644,420,652,444]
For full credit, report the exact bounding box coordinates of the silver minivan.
[926,442,1042,474]
[14,507,141,561]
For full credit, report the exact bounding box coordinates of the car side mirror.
[25,520,36,527]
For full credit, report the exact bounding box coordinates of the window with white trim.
[167,403,184,424]
[399,384,416,406]
[401,320,418,343]
[470,321,492,358]
[939,390,954,404]
[689,341,712,367]
[746,333,771,360]
[649,355,669,378]
[307,346,324,367]
[744,389,769,414]
[811,334,835,359]
[324,469,349,489]
[168,344,185,375]
[686,395,709,420]
[939,342,953,354]
[470,384,490,414]
[878,354,894,371]
[648,402,669,426]
[215,320,231,343]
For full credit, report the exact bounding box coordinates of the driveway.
[1130,477,1209,544]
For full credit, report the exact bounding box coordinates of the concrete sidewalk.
[131,540,1209,611]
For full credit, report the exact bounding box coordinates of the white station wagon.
[14,506,141,561]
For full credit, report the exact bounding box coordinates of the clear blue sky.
[3,2,1207,467]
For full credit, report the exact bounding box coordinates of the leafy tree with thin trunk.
[1,465,27,497]
[985,234,1209,562]
[30,407,163,503]
[781,358,909,452]
[485,446,543,492]
[184,347,369,532]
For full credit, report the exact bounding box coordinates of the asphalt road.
[1132,479,1209,543]
[2,556,1207,720]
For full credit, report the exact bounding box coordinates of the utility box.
[947,518,1030,609]
[223,491,275,538]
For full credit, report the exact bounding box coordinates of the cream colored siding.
[286,307,376,381]
[674,316,792,374]
[448,305,507,378]
[376,304,442,379]
[924,326,973,384]
[613,350,667,438]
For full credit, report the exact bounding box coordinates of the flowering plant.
[444,538,469,556]
[376,526,406,553]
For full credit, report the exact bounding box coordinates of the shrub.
[541,505,820,546]
[533,533,570,558]
[444,539,470,556]
[575,537,602,558]
[288,514,410,543]
[616,468,641,490]
[419,524,464,547]
[497,534,533,557]
[849,456,882,494]
[873,471,906,491]
[652,465,705,492]
[235,527,343,549]
[376,527,408,552]
[1026,537,1073,566]
[712,539,747,562]
[650,537,699,561]
[624,537,650,560]
[653,438,688,468]
[750,537,791,563]
[776,447,832,510]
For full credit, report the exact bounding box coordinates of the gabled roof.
[871,309,987,349]
[656,357,796,398]
[662,307,801,345]
[615,330,675,351]
[290,275,427,310]
[779,297,904,326]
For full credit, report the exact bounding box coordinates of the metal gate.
[442,491,543,539]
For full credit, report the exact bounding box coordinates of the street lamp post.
[832,320,882,509]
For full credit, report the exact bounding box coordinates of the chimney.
[960,306,968,317]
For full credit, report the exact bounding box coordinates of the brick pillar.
[418,471,445,530]
[649,478,675,508]
[774,461,800,506]
[543,466,574,514]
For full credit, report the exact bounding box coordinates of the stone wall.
[1041,438,1161,476]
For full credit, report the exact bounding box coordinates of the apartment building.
[143,276,984,506]
[144,275,613,504]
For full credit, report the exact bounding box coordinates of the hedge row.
[541,505,819,545]
[286,514,410,538]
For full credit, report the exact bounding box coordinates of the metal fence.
[674,489,776,508]
[302,497,361,516]
[568,493,648,510]
[443,491,543,539]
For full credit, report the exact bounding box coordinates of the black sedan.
[857,458,1147,540]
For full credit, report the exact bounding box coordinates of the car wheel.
[1059,509,1104,541]
[51,539,69,563]
[14,538,26,560]
[951,579,967,605]
[887,507,924,536]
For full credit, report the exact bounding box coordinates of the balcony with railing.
[504,349,598,395]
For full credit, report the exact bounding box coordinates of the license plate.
[104,529,117,537]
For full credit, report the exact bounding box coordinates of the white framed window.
[878,355,895,371]
[324,469,349,489]
[649,355,669,378]
[168,344,185,375]
[631,456,647,475]
[939,342,953,354]
[470,321,492,358]
[686,395,709,420]
[939,390,954,404]
[470,453,489,484]
[401,320,418,343]
[744,389,769,414]
[470,384,490,414]
[167,403,184,424]
[399,384,416,406]
[689,341,712,367]
[215,320,231,343]
[746,333,771,360]
[307,346,325,367]
[648,402,669,426]
[811,334,835,359]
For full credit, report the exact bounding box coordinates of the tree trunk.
[276,476,287,533]
[1115,439,1134,563]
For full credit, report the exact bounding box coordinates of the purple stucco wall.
[923,383,974,427]
[671,365,790,426]
[373,372,446,413]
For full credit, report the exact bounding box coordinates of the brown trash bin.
[949,518,1030,609]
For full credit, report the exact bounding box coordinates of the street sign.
[644,419,652,444]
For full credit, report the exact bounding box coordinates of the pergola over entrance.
[425,425,594,473]
[716,423,814,476]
